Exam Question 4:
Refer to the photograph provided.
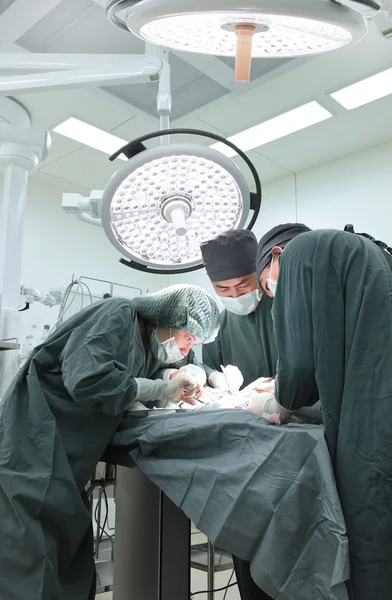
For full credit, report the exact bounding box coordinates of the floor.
[96,594,112,599]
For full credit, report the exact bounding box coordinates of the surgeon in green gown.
[200,229,278,389]
[256,223,392,600]
[0,284,220,600]
[200,229,279,600]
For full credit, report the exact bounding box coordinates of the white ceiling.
[1,0,392,193]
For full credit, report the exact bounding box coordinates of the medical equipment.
[52,274,143,331]
[107,0,387,82]
[62,127,262,274]
[221,365,235,395]
[19,287,63,310]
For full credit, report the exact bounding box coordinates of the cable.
[78,280,93,305]
[223,569,235,600]
[50,278,94,334]
[93,486,115,558]
[190,579,238,598]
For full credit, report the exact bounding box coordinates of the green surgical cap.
[132,284,220,343]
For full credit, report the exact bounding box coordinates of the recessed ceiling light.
[53,117,127,160]
[211,101,333,157]
[330,66,392,110]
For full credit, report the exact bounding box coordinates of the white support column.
[146,44,172,144]
[0,98,50,398]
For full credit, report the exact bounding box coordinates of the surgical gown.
[202,295,277,387]
[0,298,163,600]
[273,229,392,600]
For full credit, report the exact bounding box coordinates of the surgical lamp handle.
[109,127,262,232]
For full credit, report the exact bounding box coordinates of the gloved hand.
[208,365,243,391]
[207,371,227,389]
[166,374,198,404]
[247,391,292,422]
[247,391,278,415]
[178,364,207,388]
[243,377,275,394]
[152,368,179,381]
[135,375,198,406]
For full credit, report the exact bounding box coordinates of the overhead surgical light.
[106,0,374,81]
[62,128,261,274]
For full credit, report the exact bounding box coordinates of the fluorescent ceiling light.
[330,67,392,110]
[53,117,127,160]
[211,101,332,157]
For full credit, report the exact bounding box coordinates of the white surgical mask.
[267,255,278,297]
[150,329,184,363]
[219,288,261,316]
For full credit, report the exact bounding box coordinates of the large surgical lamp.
[62,129,261,275]
[106,0,379,81]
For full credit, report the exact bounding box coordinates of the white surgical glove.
[243,377,275,394]
[134,375,198,406]
[208,371,227,389]
[152,368,178,381]
[247,391,292,422]
[178,365,207,388]
[223,365,244,392]
[208,365,243,391]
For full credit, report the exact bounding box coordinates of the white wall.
[296,141,392,239]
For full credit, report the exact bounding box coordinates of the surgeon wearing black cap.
[200,229,278,600]
[256,223,392,600]
[200,229,277,390]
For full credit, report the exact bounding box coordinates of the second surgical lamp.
[62,128,262,275]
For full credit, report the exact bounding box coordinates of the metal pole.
[0,163,29,397]
[95,487,103,559]
[207,540,215,600]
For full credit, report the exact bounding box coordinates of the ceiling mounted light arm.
[335,0,381,15]
[109,127,261,230]
[106,0,141,31]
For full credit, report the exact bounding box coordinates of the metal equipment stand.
[207,541,215,600]
[191,539,234,600]
[113,465,190,600]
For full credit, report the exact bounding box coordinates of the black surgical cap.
[200,229,257,283]
[256,223,311,279]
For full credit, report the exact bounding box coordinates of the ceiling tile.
[31,170,91,193]
[39,146,119,190]
[259,94,392,173]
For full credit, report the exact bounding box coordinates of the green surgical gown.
[273,229,392,600]
[202,295,277,387]
[0,298,160,600]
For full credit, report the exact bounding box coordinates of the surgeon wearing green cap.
[200,229,278,390]
[0,284,220,600]
[256,223,392,600]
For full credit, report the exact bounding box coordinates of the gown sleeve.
[273,246,319,410]
[60,303,139,415]
[202,333,223,376]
